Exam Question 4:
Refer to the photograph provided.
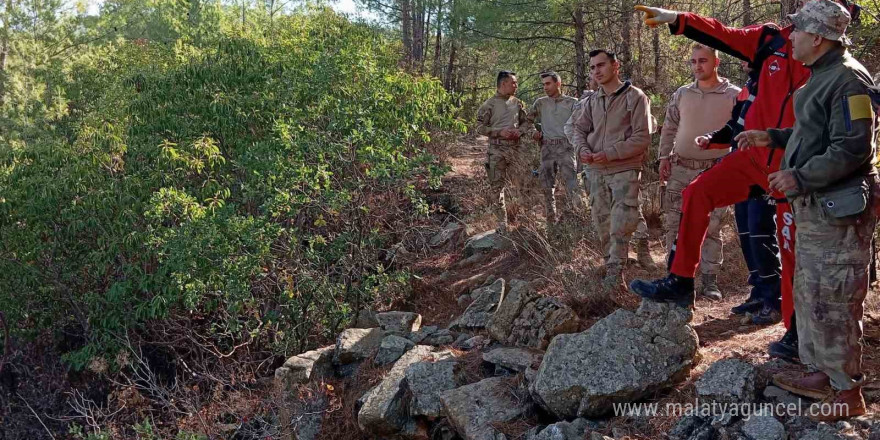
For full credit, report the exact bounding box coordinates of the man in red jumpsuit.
[628,1,862,360]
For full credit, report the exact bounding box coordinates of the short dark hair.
[496,70,516,87]
[540,71,561,83]
[588,49,617,62]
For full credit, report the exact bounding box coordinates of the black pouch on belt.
[815,178,869,225]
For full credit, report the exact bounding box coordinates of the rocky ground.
[276,137,880,440]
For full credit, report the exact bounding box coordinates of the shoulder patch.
[848,94,874,121]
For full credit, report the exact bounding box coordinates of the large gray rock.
[488,280,579,349]
[334,328,386,365]
[464,229,510,257]
[668,416,714,440]
[375,335,416,366]
[798,424,856,440]
[450,278,505,330]
[527,419,596,440]
[357,345,436,436]
[405,360,463,419]
[353,309,379,328]
[483,348,542,373]
[423,329,456,346]
[741,414,785,440]
[376,311,422,334]
[275,346,334,389]
[282,386,328,440]
[695,359,759,405]
[456,335,488,351]
[439,376,532,440]
[408,325,439,343]
[532,300,698,418]
[430,222,465,247]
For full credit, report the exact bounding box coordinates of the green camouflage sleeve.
[475,101,497,138]
[659,88,682,160]
[526,98,540,135]
[517,99,532,136]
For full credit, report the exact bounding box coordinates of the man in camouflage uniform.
[476,71,531,230]
[527,71,583,223]
[565,82,656,270]
[736,0,877,421]
[659,44,741,300]
[570,50,654,289]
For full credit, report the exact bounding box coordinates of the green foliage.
[0,8,462,369]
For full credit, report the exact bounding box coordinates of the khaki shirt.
[569,81,653,174]
[475,93,529,139]
[660,79,740,161]
[527,94,578,140]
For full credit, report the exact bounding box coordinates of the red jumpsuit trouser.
[669,146,795,328]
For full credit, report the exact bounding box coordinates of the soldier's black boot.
[768,312,799,362]
[629,274,695,308]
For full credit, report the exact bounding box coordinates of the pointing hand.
[634,5,678,27]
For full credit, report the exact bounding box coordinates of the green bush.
[0,9,463,370]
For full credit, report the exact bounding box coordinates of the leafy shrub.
[0,9,463,370]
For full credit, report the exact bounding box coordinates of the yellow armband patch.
[848,94,875,121]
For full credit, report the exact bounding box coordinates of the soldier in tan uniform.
[527,71,583,222]
[565,84,656,270]
[570,50,654,289]
[475,71,531,230]
[659,44,740,300]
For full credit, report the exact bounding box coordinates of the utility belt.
[489,138,520,147]
[541,137,569,146]
[670,154,718,170]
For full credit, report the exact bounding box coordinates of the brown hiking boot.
[772,371,832,399]
[809,387,866,422]
[635,239,657,270]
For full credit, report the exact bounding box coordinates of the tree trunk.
[779,0,798,21]
[619,0,633,74]
[743,0,752,25]
[421,6,431,72]
[572,6,587,96]
[444,0,457,91]
[653,26,661,92]
[444,36,457,91]
[635,10,643,85]
[400,0,414,69]
[468,54,479,112]
[0,0,11,107]
[432,3,443,78]
[412,0,426,68]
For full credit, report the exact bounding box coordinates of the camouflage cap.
[788,0,852,46]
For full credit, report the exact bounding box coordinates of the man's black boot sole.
[629,280,694,309]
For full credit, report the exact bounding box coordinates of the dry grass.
[450,347,489,385]
[314,361,388,440]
